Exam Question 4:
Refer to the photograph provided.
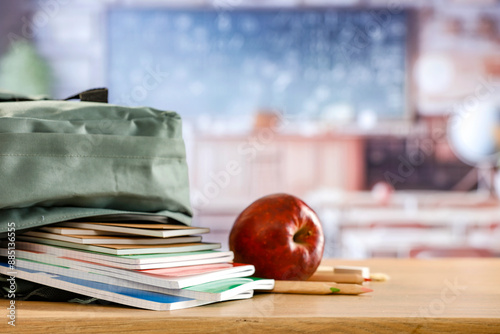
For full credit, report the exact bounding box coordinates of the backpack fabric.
[0,89,192,236]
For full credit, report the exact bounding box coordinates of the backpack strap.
[0,88,108,103]
[63,88,108,103]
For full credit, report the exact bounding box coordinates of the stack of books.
[0,221,274,310]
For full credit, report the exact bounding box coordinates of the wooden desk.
[3,259,500,333]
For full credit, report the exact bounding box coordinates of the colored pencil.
[268,281,373,295]
[308,273,365,284]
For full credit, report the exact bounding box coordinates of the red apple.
[229,193,324,280]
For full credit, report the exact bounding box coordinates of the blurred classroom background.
[1,0,500,258]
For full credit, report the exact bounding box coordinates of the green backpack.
[0,88,192,237]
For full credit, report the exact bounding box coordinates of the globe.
[448,101,500,166]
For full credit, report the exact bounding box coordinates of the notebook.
[4,247,233,270]
[22,231,202,245]
[5,248,255,289]
[14,241,234,267]
[10,258,273,302]
[0,262,215,311]
[18,235,221,255]
[57,222,210,238]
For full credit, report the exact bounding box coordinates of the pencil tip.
[330,287,340,293]
[361,287,374,293]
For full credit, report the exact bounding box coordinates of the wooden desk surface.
[3,258,500,333]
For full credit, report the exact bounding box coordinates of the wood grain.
[2,259,500,333]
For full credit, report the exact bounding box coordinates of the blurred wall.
[0,0,29,56]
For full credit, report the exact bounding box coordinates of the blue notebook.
[0,262,214,310]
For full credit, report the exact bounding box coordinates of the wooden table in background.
[2,259,500,333]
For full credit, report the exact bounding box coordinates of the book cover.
[67,260,256,290]
[57,222,210,238]
[5,245,234,270]
[18,235,221,255]
[22,231,203,245]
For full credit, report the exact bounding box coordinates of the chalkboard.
[108,8,408,121]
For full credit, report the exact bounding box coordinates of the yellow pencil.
[268,281,373,295]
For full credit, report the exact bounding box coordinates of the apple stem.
[293,228,312,243]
